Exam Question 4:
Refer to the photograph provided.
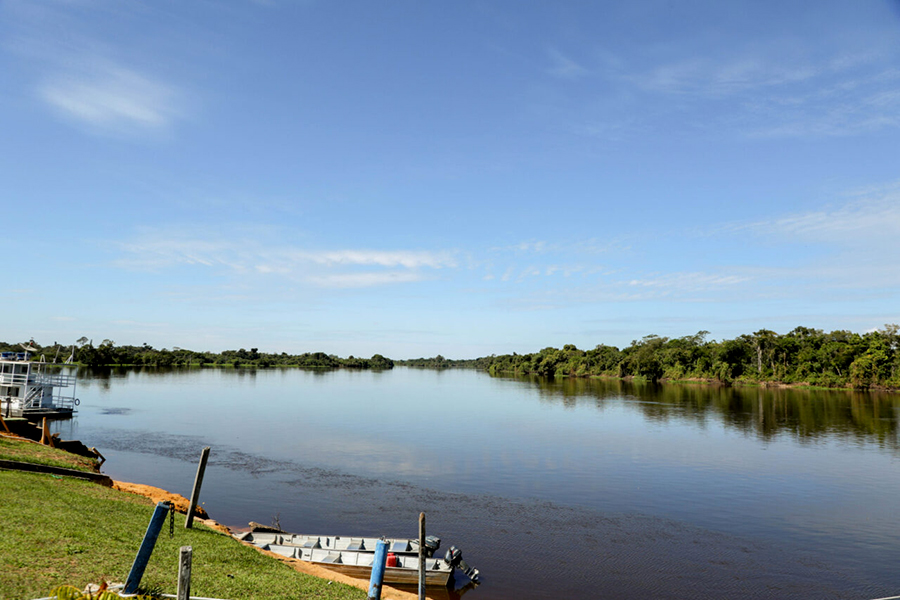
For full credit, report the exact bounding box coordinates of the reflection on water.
[56,367,900,600]
[524,375,900,448]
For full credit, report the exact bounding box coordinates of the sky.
[2,1,900,359]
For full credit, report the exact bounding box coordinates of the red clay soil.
[111,481,209,518]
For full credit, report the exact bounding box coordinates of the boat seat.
[390,541,410,552]
[301,537,321,549]
[269,546,295,558]
[322,552,342,564]
[346,538,365,551]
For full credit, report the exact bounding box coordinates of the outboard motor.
[444,545,481,584]
[423,535,441,557]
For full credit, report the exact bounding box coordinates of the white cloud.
[626,272,750,291]
[744,187,900,243]
[573,41,900,138]
[290,249,456,269]
[709,183,900,299]
[306,272,427,288]
[40,63,181,134]
[112,229,455,288]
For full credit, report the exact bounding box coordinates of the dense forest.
[480,326,900,390]
[395,355,486,368]
[5,324,899,390]
[0,338,394,370]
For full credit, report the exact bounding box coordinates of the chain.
[169,502,175,538]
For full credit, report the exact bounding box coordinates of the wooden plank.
[0,459,112,485]
[177,546,192,600]
[185,446,210,529]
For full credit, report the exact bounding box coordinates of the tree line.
[395,355,486,369]
[6,324,899,389]
[479,326,900,390]
[0,338,394,370]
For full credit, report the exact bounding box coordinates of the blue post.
[367,540,389,600]
[124,502,170,594]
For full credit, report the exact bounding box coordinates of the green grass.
[0,471,366,600]
[0,437,99,472]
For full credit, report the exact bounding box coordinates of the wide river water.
[52,367,900,599]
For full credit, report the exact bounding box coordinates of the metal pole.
[124,502,170,594]
[177,546,193,600]
[367,539,389,600]
[185,446,210,529]
[418,512,426,600]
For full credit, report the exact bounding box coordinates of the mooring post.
[367,539,389,600]
[185,446,210,529]
[418,512,426,599]
[177,546,192,600]
[124,502,171,594]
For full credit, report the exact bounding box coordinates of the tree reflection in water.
[513,374,900,450]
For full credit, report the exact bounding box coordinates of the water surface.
[54,367,900,599]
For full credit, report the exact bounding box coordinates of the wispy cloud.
[288,249,456,269]
[39,62,182,135]
[741,185,900,243]
[499,268,753,310]
[4,1,186,137]
[546,48,588,80]
[112,229,455,288]
[566,40,900,139]
[707,183,900,300]
[625,272,749,291]
[306,272,428,288]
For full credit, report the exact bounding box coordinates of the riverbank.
[487,369,900,393]
[0,436,418,600]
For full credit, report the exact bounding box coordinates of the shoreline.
[110,479,420,600]
[490,370,900,393]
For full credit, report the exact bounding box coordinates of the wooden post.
[177,546,192,600]
[185,446,210,529]
[418,512,426,600]
[0,412,9,433]
[124,502,171,594]
[367,539,389,600]
[40,417,54,447]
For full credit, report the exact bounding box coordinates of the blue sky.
[2,1,900,358]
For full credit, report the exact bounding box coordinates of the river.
[52,367,900,599]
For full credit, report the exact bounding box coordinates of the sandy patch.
[111,480,209,518]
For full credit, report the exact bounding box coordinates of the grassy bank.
[0,440,365,600]
[0,436,98,472]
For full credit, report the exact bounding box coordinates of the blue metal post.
[367,540,389,600]
[124,502,170,594]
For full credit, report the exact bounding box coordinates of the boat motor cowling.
[444,545,481,584]
[424,535,441,557]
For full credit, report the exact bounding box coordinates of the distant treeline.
[395,355,488,369]
[0,339,394,370]
[480,326,900,390]
[6,324,899,390]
